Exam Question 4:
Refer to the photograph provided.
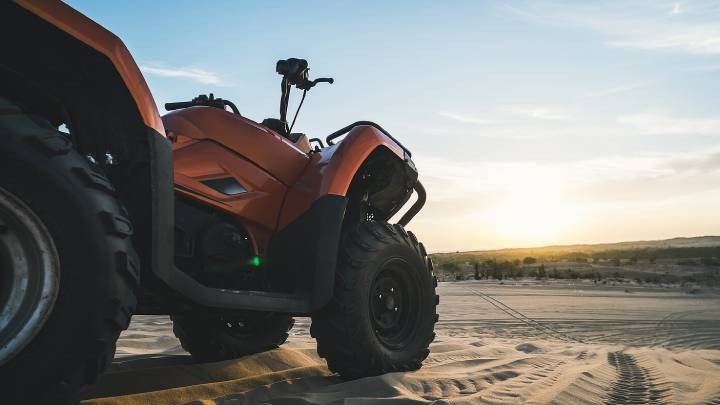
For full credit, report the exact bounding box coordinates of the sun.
[483,183,580,246]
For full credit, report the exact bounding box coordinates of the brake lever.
[313,77,334,85]
[296,77,334,90]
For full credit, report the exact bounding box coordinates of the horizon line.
[431,235,720,255]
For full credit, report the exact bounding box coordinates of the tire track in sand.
[606,352,672,404]
[707,395,720,405]
[475,356,567,404]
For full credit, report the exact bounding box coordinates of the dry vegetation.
[430,236,720,286]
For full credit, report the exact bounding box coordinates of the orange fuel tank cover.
[163,107,309,185]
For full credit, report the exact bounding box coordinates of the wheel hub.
[382,294,396,311]
[369,260,421,350]
[0,187,60,366]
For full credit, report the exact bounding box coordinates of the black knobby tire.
[310,221,439,379]
[0,99,138,404]
[172,311,295,362]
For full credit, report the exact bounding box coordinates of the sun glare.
[483,180,580,246]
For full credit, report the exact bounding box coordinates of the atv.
[0,2,437,404]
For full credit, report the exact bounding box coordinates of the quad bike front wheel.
[0,99,138,404]
[311,221,438,379]
[172,311,294,362]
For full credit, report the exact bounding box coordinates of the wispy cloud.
[618,113,720,135]
[422,106,575,140]
[607,24,720,54]
[681,64,720,72]
[140,65,225,85]
[411,147,720,250]
[504,1,720,55]
[668,150,720,172]
[416,147,720,208]
[436,111,499,125]
[507,105,570,120]
[583,79,657,98]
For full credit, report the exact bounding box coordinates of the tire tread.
[311,220,438,379]
[0,102,138,404]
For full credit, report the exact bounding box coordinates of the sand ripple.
[80,282,720,404]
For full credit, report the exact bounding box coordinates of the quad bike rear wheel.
[311,221,438,379]
[172,311,294,362]
[0,99,138,404]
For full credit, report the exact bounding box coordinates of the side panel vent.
[200,177,246,195]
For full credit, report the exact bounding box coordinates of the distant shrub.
[677,260,698,266]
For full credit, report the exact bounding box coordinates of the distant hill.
[432,236,720,263]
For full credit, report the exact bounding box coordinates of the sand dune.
[81,282,720,404]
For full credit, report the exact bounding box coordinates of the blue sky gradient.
[69,0,720,251]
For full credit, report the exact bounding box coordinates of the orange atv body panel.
[164,107,405,253]
[164,107,309,185]
[173,138,286,254]
[277,126,404,229]
[166,106,311,254]
[15,0,164,135]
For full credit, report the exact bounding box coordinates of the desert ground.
[80,280,720,404]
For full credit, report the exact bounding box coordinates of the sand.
[80,281,720,404]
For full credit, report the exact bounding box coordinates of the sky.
[68,0,720,252]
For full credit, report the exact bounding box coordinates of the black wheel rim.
[0,186,60,366]
[370,258,421,350]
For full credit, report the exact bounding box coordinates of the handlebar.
[165,94,240,115]
[165,101,195,110]
[276,58,333,133]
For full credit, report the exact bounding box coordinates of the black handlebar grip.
[164,101,195,111]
